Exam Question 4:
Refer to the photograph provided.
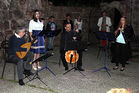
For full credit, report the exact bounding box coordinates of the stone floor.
[0,45,139,93]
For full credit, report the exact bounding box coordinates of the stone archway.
[87,2,124,44]
[100,1,125,15]
[87,7,102,45]
[113,8,122,31]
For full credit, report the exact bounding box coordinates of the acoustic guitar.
[65,50,79,64]
[16,37,37,59]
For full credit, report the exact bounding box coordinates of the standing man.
[60,24,84,71]
[8,26,33,85]
[74,15,83,34]
[46,16,57,51]
[97,11,112,47]
[63,14,73,32]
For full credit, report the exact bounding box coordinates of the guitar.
[65,50,79,64]
[16,37,37,59]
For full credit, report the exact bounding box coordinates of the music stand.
[42,29,61,38]
[93,31,115,77]
[40,29,61,69]
[35,53,56,77]
[35,30,57,76]
[26,53,53,86]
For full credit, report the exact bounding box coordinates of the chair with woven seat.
[1,40,17,80]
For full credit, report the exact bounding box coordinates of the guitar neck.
[31,36,37,44]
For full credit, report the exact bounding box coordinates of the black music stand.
[26,53,53,86]
[35,30,58,76]
[32,29,61,38]
[93,31,115,77]
[42,29,61,37]
[35,52,56,77]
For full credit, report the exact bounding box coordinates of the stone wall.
[0,0,92,46]
[0,0,138,47]
[131,0,139,35]
[100,0,139,36]
[0,0,46,39]
[122,0,139,35]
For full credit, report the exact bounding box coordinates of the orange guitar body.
[65,50,79,63]
[16,42,31,59]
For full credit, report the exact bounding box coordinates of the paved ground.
[0,45,139,93]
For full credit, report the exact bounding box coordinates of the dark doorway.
[113,8,122,31]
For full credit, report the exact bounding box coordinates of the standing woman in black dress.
[113,16,135,71]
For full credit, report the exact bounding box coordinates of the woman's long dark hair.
[32,9,41,22]
[118,16,127,29]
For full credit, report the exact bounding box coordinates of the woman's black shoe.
[113,66,118,70]
[120,68,125,71]
[84,49,88,52]
[19,79,25,86]
[50,48,53,51]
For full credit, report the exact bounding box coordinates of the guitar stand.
[63,50,85,76]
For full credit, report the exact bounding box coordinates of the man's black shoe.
[19,79,25,86]
[47,48,50,51]
[77,67,85,71]
[65,67,69,71]
[50,48,54,51]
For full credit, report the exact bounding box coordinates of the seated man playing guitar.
[8,26,33,85]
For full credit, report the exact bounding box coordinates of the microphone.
[70,54,73,64]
